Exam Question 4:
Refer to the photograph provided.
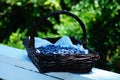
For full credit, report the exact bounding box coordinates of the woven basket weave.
[23,10,100,73]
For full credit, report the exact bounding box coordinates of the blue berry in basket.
[37,44,85,54]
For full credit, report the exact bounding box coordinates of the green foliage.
[38,30,59,38]
[87,0,120,72]
[3,29,27,49]
[53,15,83,39]
[109,46,120,73]
[44,0,61,10]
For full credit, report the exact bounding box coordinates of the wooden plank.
[80,68,120,80]
[0,44,29,62]
[0,62,58,80]
[0,54,38,72]
[0,54,38,73]
[46,72,91,80]
[0,54,63,80]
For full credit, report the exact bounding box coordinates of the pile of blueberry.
[36,44,85,54]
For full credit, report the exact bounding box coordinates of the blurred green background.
[0,0,120,73]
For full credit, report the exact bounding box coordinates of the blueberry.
[36,44,86,55]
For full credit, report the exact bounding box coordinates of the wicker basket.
[23,10,100,73]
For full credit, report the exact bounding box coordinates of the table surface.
[0,44,120,80]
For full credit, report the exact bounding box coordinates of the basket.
[23,10,100,73]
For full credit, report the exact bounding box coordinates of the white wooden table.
[0,44,120,80]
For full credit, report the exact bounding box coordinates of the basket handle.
[29,10,87,48]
